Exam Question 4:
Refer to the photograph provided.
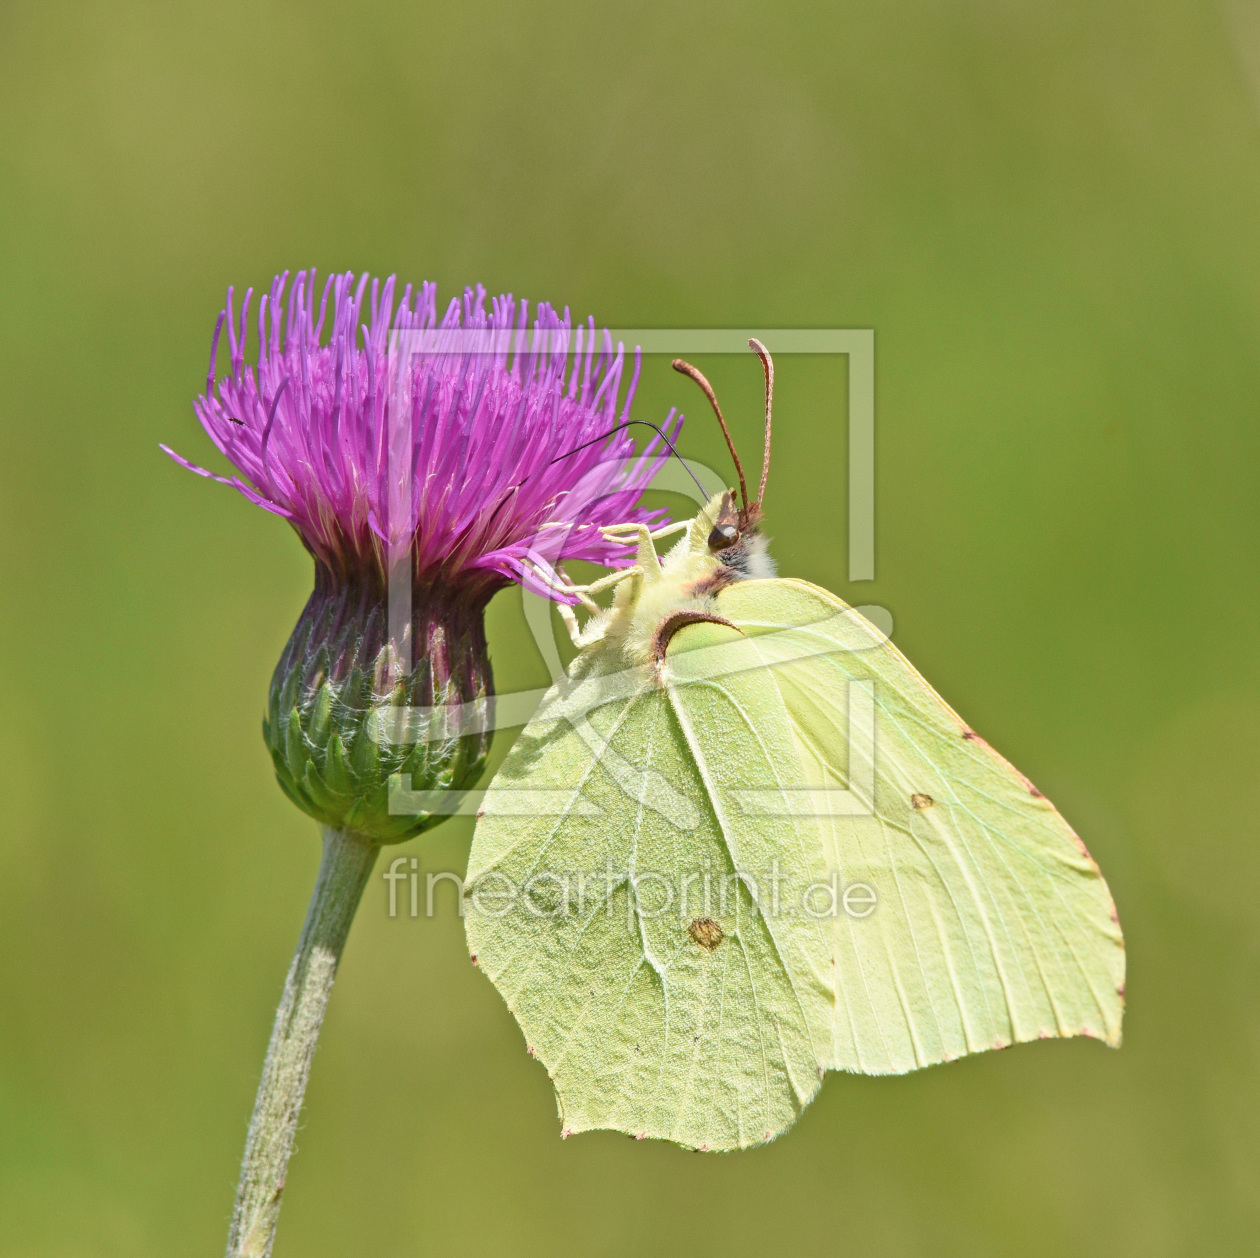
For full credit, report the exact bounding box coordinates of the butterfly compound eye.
[708,522,739,551]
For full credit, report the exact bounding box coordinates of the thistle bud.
[265,569,495,842]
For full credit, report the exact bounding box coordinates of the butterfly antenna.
[748,338,774,510]
[479,418,707,536]
[672,358,749,513]
[544,419,708,500]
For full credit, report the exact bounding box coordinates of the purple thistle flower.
[165,270,680,602]
[167,270,685,848]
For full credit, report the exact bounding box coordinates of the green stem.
[225,827,380,1258]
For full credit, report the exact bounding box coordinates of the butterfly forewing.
[714,578,1126,1075]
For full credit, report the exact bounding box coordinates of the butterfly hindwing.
[466,626,834,1150]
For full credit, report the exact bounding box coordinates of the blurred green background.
[2,1,1259,1254]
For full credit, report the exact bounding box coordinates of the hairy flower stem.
[225,827,380,1258]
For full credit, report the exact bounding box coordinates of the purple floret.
[165,271,681,601]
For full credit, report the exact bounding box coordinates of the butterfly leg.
[596,523,664,581]
[555,601,584,647]
[548,565,600,614]
[560,566,644,597]
[520,558,643,603]
[555,601,612,649]
[551,567,613,648]
[600,519,689,545]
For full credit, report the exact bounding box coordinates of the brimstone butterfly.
[464,340,1124,1151]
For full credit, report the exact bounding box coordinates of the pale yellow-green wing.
[464,625,834,1150]
[713,578,1125,1075]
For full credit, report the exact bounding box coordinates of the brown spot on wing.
[910,793,934,810]
[688,918,724,950]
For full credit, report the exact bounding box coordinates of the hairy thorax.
[597,537,776,670]
[563,491,777,671]
[602,549,725,668]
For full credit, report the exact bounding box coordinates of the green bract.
[265,571,493,844]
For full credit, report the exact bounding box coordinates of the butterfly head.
[706,490,745,552]
[701,488,775,580]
